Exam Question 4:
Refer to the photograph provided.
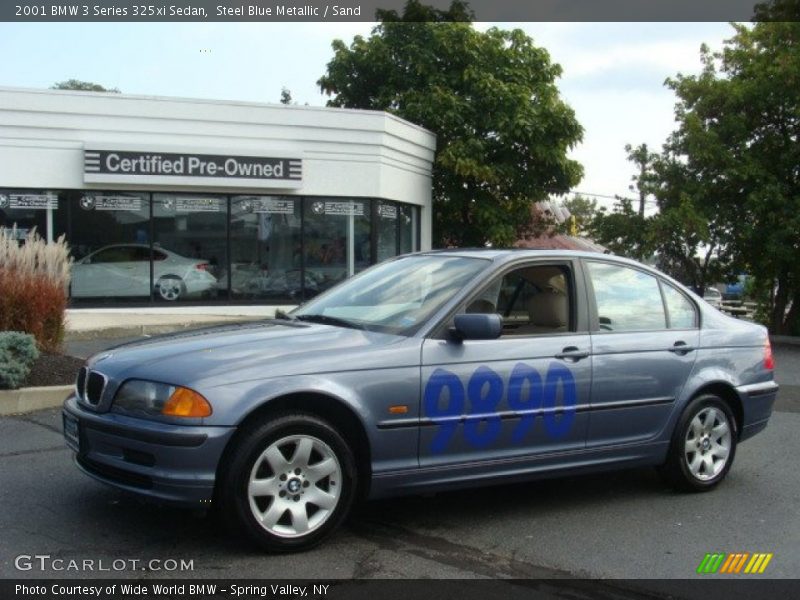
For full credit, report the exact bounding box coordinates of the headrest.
[528,291,567,328]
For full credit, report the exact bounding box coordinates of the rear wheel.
[660,394,737,492]
[218,413,357,552]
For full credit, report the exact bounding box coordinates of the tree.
[558,194,597,235]
[664,19,800,332]
[51,79,120,93]
[318,0,583,247]
[280,87,293,105]
[624,143,658,217]
[590,197,652,261]
[589,145,737,295]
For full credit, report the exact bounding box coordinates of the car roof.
[419,248,624,264]
[91,244,172,255]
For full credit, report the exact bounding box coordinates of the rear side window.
[661,281,698,329]
[586,261,666,331]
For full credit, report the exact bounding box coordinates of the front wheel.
[218,413,357,552]
[660,394,737,492]
[156,275,185,301]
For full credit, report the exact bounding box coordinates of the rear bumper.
[63,394,235,506]
[736,381,779,442]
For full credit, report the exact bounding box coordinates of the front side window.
[464,264,573,336]
[91,246,137,263]
[293,255,490,336]
[586,261,667,332]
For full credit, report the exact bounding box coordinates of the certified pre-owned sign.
[83,149,302,188]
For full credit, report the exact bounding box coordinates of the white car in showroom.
[70,244,217,301]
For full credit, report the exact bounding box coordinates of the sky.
[0,21,734,209]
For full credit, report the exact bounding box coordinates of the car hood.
[86,320,420,389]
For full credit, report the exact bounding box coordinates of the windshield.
[292,255,490,335]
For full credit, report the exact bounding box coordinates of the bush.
[0,227,71,352]
[0,331,39,389]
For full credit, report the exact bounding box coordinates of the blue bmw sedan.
[63,250,778,551]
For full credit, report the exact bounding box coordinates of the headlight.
[113,380,212,418]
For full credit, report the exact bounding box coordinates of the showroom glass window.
[303,198,371,298]
[0,190,54,242]
[399,204,419,254]
[376,201,399,262]
[230,196,302,302]
[152,194,227,302]
[53,191,151,303]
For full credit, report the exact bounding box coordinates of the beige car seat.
[526,289,568,334]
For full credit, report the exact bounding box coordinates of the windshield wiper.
[274,309,297,321]
[295,314,366,330]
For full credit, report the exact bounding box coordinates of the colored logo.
[79,195,95,210]
[697,552,773,574]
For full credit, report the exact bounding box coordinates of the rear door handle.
[555,346,590,361]
[668,341,695,354]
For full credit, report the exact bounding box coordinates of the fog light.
[162,387,212,417]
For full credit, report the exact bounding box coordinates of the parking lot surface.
[1,341,798,581]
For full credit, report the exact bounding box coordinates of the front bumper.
[63,394,235,506]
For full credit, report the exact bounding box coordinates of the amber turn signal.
[161,387,213,417]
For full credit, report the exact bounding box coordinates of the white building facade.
[0,87,435,305]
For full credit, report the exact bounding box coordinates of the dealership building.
[0,87,435,305]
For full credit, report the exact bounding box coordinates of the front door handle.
[668,341,695,355]
[555,346,590,362]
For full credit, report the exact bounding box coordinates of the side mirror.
[450,313,502,342]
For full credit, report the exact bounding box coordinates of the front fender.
[198,366,422,475]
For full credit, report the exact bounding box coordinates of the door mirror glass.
[452,313,502,341]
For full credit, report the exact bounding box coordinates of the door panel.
[420,334,592,468]
[583,260,700,447]
[587,330,699,446]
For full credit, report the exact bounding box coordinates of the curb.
[65,317,264,341]
[0,385,72,416]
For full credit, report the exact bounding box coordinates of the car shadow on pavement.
[52,466,667,557]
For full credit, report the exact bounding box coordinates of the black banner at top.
[0,0,782,23]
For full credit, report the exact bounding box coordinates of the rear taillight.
[764,339,775,370]
[195,263,210,271]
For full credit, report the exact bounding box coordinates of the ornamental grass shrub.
[0,227,72,352]
[0,331,39,389]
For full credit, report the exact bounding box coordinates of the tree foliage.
[557,194,597,236]
[318,0,583,247]
[51,79,120,93]
[591,16,800,333]
[664,19,800,332]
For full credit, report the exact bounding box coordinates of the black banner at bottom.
[2,579,798,600]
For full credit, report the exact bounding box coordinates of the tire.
[218,413,357,552]
[156,275,185,301]
[660,394,737,492]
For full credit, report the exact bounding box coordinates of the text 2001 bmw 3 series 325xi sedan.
[63,250,778,552]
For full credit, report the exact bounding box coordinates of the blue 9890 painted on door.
[423,363,577,453]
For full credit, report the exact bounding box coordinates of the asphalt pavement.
[1,340,797,583]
